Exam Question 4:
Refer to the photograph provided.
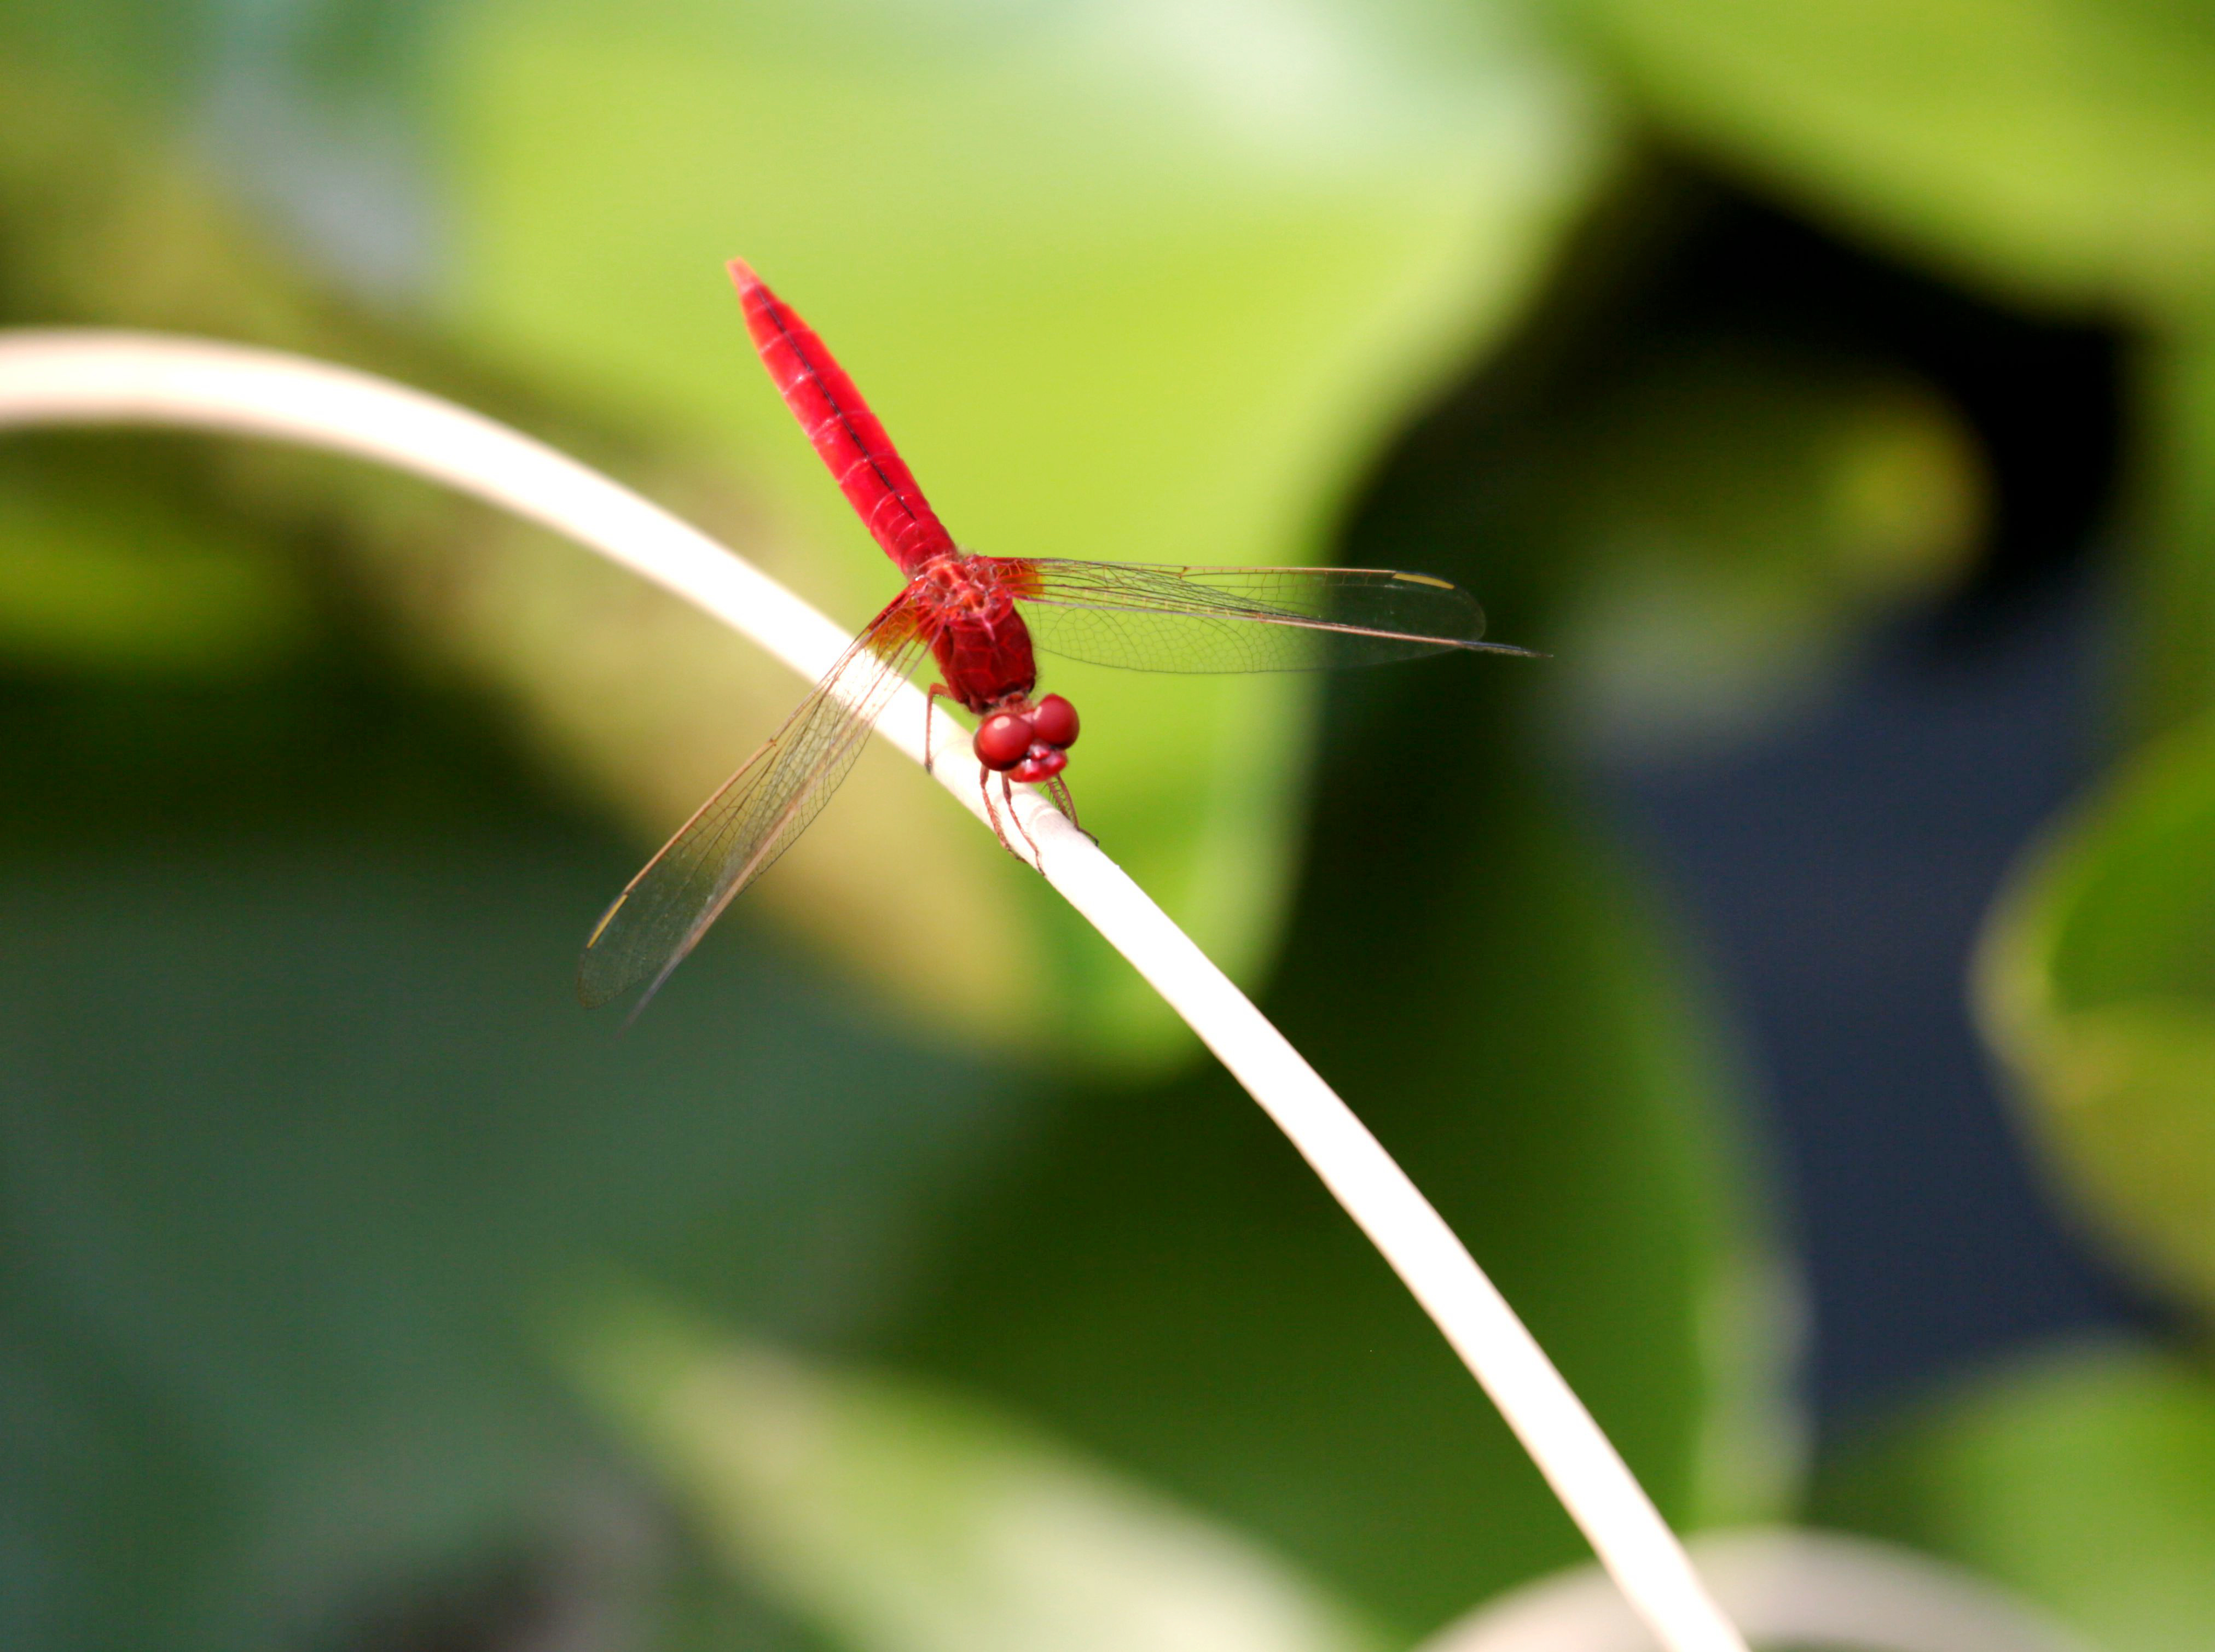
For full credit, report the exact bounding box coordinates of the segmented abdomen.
[730,261,955,575]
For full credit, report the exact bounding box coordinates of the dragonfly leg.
[923,683,957,773]
[1004,773,1047,871]
[1041,774,1099,846]
[978,763,1027,863]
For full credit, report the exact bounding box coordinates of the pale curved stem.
[1418,1527,2092,1652]
[0,329,1749,1652]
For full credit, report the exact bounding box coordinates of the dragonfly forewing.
[577,598,930,1011]
[1002,560,1530,673]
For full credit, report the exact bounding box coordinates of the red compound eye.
[1030,694,1079,749]
[975,711,1033,771]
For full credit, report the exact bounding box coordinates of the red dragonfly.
[579,260,1534,1010]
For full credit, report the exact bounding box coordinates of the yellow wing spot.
[1391,572,1454,589]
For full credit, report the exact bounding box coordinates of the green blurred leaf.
[0,652,1023,1651]
[1814,1344,2215,1652]
[432,0,1608,1055]
[1557,0,2215,315]
[569,1297,1387,1652]
[1978,711,2215,1315]
[2132,307,2215,736]
[0,445,311,674]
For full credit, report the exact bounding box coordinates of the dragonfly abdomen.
[730,259,955,574]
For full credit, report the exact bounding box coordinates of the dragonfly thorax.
[927,568,1040,716]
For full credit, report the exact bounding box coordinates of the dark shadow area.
[1566,182,2158,1428]
[1601,574,2159,1429]
[1633,188,2125,614]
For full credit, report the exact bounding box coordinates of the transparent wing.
[578,597,930,1011]
[996,559,1536,674]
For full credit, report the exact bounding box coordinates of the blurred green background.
[2,1,2212,1648]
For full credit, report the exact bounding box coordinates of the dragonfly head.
[975,693,1080,783]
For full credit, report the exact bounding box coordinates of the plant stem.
[1420,1526,2090,1652]
[0,329,1750,1652]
